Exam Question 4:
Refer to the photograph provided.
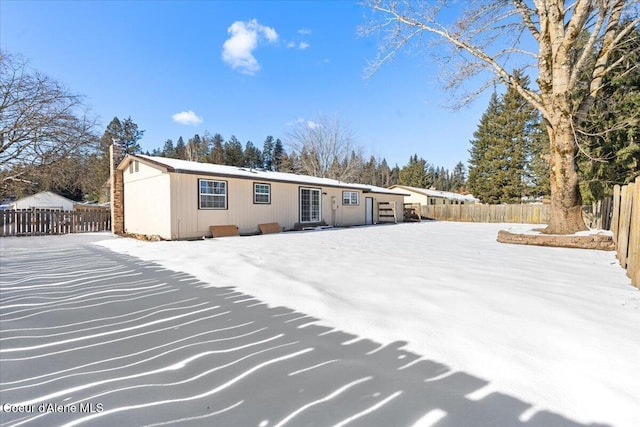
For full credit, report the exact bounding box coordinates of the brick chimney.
[109,143,125,235]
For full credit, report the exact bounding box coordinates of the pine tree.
[362,156,378,185]
[526,120,550,199]
[209,133,225,164]
[273,138,285,171]
[577,23,640,202]
[377,158,391,187]
[451,161,466,192]
[279,151,300,173]
[468,72,538,203]
[263,136,275,170]
[175,137,186,160]
[243,141,263,168]
[100,117,125,164]
[120,116,144,155]
[162,139,175,158]
[390,164,400,185]
[399,155,427,188]
[224,136,244,166]
[468,92,504,203]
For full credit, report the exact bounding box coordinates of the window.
[342,191,359,206]
[300,188,321,223]
[254,183,271,204]
[199,179,227,209]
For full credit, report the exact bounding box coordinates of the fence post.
[611,185,622,243]
[617,184,633,268]
[628,177,640,288]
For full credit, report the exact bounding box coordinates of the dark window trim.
[253,182,271,205]
[198,178,228,210]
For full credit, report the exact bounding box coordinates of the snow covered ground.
[98,221,640,426]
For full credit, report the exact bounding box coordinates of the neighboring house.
[389,185,478,206]
[115,155,409,240]
[6,191,75,211]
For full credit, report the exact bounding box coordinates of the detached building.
[389,185,478,206]
[114,155,408,240]
[5,191,75,211]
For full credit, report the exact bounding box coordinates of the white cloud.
[291,118,320,129]
[297,28,312,35]
[172,111,203,126]
[222,19,278,75]
[306,120,320,130]
[286,41,296,49]
[298,42,310,50]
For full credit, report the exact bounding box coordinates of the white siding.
[121,156,406,239]
[11,192,75,211]
[123,162,172,239]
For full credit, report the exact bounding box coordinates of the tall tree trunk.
[543,116,587,234]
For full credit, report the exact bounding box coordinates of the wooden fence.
[1,209,111,237]
[419,203,551,224]
[584,198,614,230]
[609,177,640,288]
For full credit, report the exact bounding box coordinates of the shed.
[115,155,409,240]
[7,191,75,211]
[389,185,478,206]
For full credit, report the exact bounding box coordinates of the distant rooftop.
[390,185,478,202]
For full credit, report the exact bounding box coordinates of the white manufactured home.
[116,155,408,240]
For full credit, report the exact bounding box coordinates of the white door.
[300,187,321,223]
[365,197,373,225]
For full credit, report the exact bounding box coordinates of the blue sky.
[1,0,492,170]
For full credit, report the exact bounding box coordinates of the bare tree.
[361,0,640,234]
[287,113,364,182]
[0,51,98,190]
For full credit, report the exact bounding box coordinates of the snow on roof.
[391,185,478,202]
[131,155,409,196]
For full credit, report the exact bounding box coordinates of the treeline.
[143,133,467,192]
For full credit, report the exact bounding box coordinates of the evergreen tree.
[224,136,244,166]
[262,136,275,170]
[175,137,186,160]
[399,155,427,188]
[433,166,448,191]
[209,133,225,164]
[273,138,286,171]
[526,120,550,199]
[468,72,537,203]
[577,23,640,202]
[279,151,300,173]
[451,161,467,192]
[120,116,144,155]
[162,139,175,158]
[390,164,400,185]
[377,158,391,187]
[468,92,504,203]
[362,156,378,185]
[101,117,124,159]
[243,141,263,168]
